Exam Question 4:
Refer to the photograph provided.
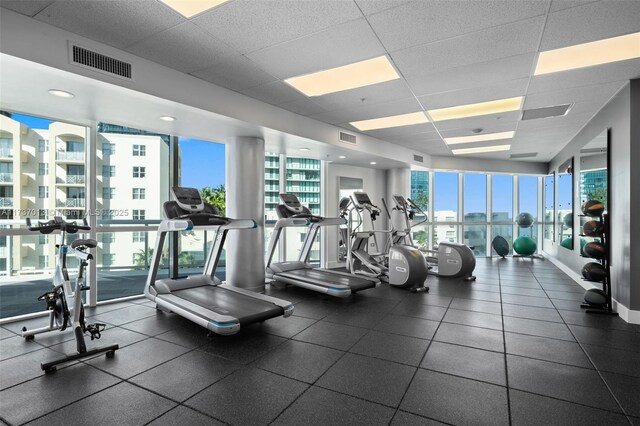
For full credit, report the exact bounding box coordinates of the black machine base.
[580,303,618,316]
[41,344,119,373]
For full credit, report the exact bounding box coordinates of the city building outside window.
[132,188,146,199]
[102,187,115,199]
[38,163,48,176]
[132,210,145,220]
[133,166,146,178]
[102,143,115,155]
[133,144,146,156]
[102,165,115,177]
[38,139,48,152]
[38,186,48,198]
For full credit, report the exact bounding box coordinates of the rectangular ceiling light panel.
[160,0,228,18]
[350,111,428,131]
[428,97,523,122]
[444,131,514,145]
[535,32,640,75]
[284,56,400,97]
[452,145,511,155]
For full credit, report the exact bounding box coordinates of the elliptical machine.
[345,192,429,292]
[21,217,118,372]
[389,195,476,281]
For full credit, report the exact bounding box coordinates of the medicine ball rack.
[580,212,617,316]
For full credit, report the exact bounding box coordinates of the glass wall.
[410,171,429,249]
[492,174,514,255]
[518,176,539,238]
[463,174,487,256]
[544,174,555,241]
[433,172,458,246]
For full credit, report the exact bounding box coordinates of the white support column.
[226,137,265,292]
[386,167,410,244]
[87,122,98,306]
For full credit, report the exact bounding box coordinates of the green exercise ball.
[580,238,588,256]
[560,237,573,249]
[513,236,537,256]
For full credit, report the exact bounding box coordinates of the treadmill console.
[353,192,373,207]
[280,193,305,213]
[172,187,204,212]
[393,195,408,210]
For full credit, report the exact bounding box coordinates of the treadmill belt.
[277,269,376,292]
[173,286,283,325]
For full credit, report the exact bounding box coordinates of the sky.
[179,138,226,189]
[10,113,53,129]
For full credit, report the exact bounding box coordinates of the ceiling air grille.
[521,104,572,121]
[70,44,132,80]
[339,132,357,144]
[510,152,538,159]
[413,154,424,163]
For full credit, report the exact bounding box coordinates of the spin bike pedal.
[85,323,106,340]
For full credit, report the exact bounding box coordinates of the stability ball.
[513,236,536,256]
[560,237,573,249]
[492,236,510,257]
[516,212,534,228]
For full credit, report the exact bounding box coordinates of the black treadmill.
[265,193,379,297]
[144,187,293,335]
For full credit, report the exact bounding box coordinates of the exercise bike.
[21,217,119,372]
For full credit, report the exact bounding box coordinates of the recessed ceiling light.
[370,162,377,165]
[48,89,74,99]
[159,0,228,18]
[284,56,400,97]
[350,112,428,131]
[445,131,515,145]
[159,116,176,122]
[338,155,347,159]
[299,148,310,152]
[452,145,511,155]
[535,32,640,75]
[428,97,523,122]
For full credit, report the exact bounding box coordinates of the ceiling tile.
[527,60,640,93]
[354,0,412,16]
[434,111,521,133]
[516,112,595,131]
[354,122,437,139]
[278,99,327,117]
[403,53,536,96]
[0,1,53,17]
[392,17,544,78]
[310,79,415,111]
[33,0,185,49]
[308,97,423,125]
[524,80,626,109]
[240,81,310,106]
[417,79,529,111]
[246,18,385,79]
[192,0,362,54]
[540,0,640,50]
[549,0,599,13]
[191,55,278,91]
[126,22,236,73]
[367,0,549,52]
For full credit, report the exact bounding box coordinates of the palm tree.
[200,185,226,215]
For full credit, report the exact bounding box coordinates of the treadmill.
[265,193,379,297]
[144,187,293,335]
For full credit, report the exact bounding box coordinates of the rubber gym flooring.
[1,258,639,425]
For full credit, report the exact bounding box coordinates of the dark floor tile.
[391,411,447,425]
[499,280,542,289]
[507,354,621,411]
[540,283,585,293]
[201,330,286,364]
[425,285,460,297]
[503,316,575,341]
[316,353,415,407]
[185,367,308,425]
[455,289,502,303]
[547,291,585,302]
[148,406,225,426]
[0,363,120,425]
[362,283,412,301]
[391,301,447,322]
[501,294,555,308]
[374,314,439,340]
[401,369,509,426]
[509,389,628,426]
[582,344,640,377]
[501,304,563,323]
[253,340,343,383]
[255,314,317,338]
[421,341,506,386]
[402,293,452,308]
[505,332,592,368]
[293,320,367,351]
[0,334,46,361]
[272,386,395,426]
[291,300,336,319]
[602,371,640,417]
[350,330,429,366]
[0,327,15,340]
[120,311,188,336]
[552,298,585,311]
[449,298,502,315]
[47,325,147,355]
[0,347,70,390]
[27,381,176,426]
[443,309,503,331]
[569,324,640,352]
[155,323,212,349]
[131,350,241,401]
[83,301,138,316]
[559,309,640,332]
[86,337,189,379]
[632,417,640,426]
[323,307,386,329]
[89,304,157,326]
[434,322,504,353]
[500,286,547,297]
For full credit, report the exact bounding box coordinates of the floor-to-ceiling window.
[410,170,429,249]
[433,172,459,246]
[492,174,514,255]
[463,173,487,256]
[518,175,539,239]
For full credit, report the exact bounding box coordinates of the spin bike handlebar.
[26,217,91,234]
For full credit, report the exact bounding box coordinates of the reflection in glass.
[464,224,487,256]
[557,158,573,249]
[544,173,555,241]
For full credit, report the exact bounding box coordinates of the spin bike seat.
[71,239,98,250]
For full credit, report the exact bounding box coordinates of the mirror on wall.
[578,129,608,260]
[557,157,574,250]
[337,177,363,262]
[544,172,555,244]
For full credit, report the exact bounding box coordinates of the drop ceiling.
[1,0,640,162]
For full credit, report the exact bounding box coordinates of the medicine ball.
[583,241,606,259]
[583,220,604,237]
[579,238,588,256]
[516,212,534,228]
[492,236,510,257]
[581,262,606,282]
[581,200,605,217]
[584,288,607,306]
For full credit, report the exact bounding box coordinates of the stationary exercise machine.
[266,193,380,297]
[389,195,476,281]
[348,192,429,292]
[21,217,119,372]
[145,187,294,335]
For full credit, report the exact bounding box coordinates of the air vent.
[510,152,538,159]
[580,147,607,154]
[521,104,572,121]
[69,43,133,80]
[413,154,424,163]
[339,132,357,144]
